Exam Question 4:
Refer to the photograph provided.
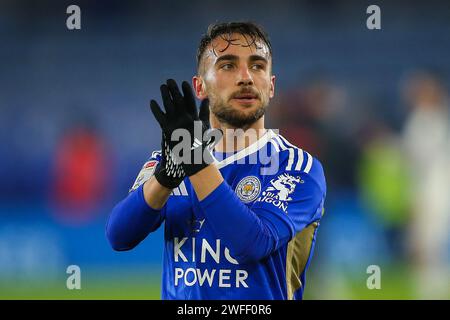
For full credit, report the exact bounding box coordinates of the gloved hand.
[152,132,185,189]
[150,79,220,179]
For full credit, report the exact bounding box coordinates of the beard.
[209,91,268,128]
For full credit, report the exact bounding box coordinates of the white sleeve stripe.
[278,135,297,149]
[304,152,313,173]
[275,136,295,170]
[274,136,287,150]
[172,188,180,196]
[179,181,188,196]
[279,136,305,172]
[286,148,295,171]
[295,148,304,171]
[269,139,280,152]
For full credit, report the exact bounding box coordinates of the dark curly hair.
[197,21,273,74]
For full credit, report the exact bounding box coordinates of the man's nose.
[236,66,254,86]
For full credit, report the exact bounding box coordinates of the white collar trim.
[213,129,277,169]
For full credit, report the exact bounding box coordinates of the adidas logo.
[190,138,202,150]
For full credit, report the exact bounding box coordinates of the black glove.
[150,79,219,177]
[152,132,185,189]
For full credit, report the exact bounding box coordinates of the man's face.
[197,33,275,128]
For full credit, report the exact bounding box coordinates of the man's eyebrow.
[215,54,269,65]
[249,55,268,64]
[215,54,239,65]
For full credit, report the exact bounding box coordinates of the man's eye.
[251,64,265,70]
[220,63,234,70]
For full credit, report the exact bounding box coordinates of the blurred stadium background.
[0,0,449,299]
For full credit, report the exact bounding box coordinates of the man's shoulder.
[270,134,326,193]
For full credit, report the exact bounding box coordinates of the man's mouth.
[231,93,259,104]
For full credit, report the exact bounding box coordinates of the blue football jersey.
[130,129,326,300]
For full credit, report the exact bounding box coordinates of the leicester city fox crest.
[235,176,262,203]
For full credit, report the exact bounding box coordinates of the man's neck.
[211,116,267,152]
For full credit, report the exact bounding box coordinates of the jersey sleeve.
[251,155,327,242]
[106,150,166,251]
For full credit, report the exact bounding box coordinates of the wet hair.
[197,21,273,73]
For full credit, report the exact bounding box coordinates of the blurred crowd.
[268,70,450,298]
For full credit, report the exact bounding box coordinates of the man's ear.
[269,75,276,98]
[193,76,207,99]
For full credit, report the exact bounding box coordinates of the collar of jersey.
[213,129,277,169]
